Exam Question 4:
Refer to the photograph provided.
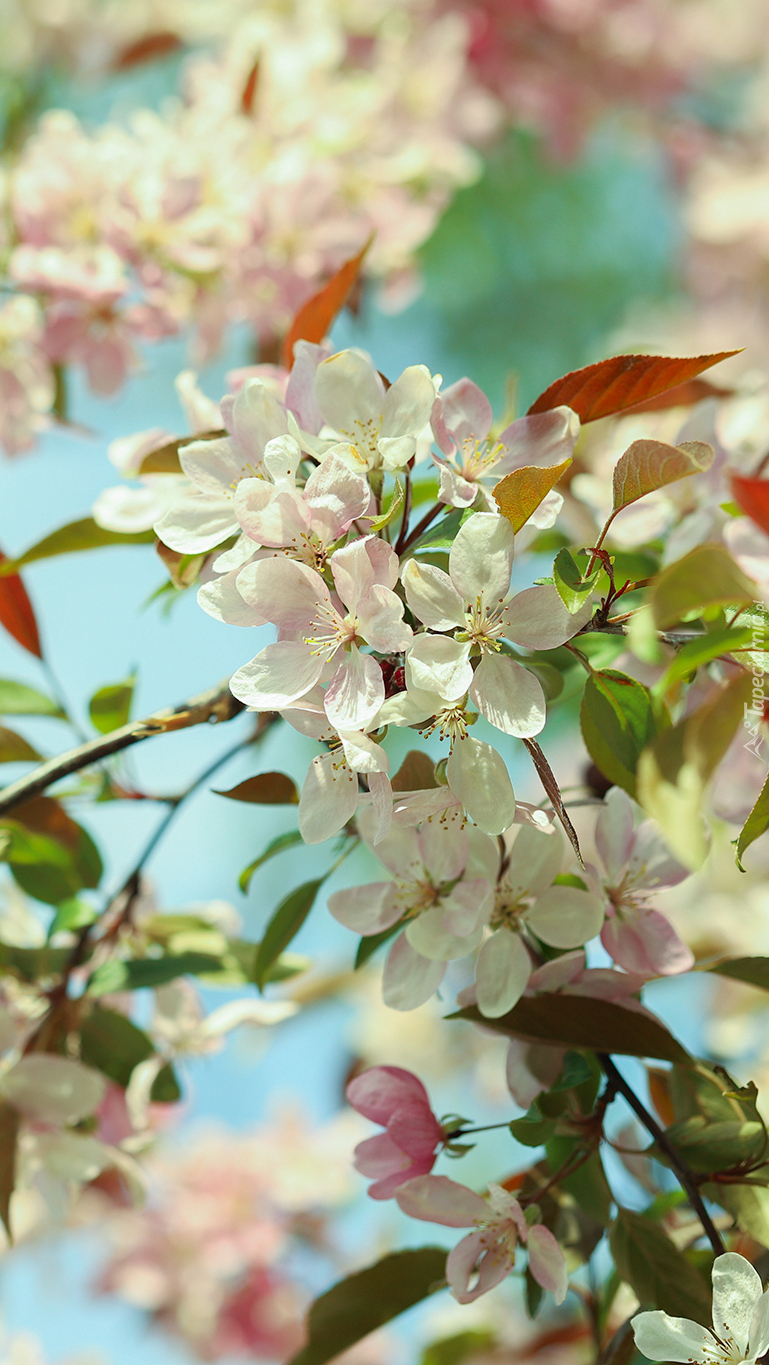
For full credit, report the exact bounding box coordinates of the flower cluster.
[0,2,498,454]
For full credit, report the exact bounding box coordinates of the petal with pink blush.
[447,1231,511,1304]
[433,378,494,452]
[402,559,466,630]
[405,906,484,962]
[395,1175,488,1227]
[527,1224,569,1303]
[298,752,360,845]
[352,1131,409,1181]
[356,585,413,653]
[327,882,399,934]
[387,1106,443,1160]
[417,819,468,884]
[198,573,267,627]
[229,379,288,458]
[236,556,327,634]
[230,640,323,709]
[595,787,635,882]
[324,648,385,732]
[180,436,245,494]
[601,909,693,976]
[505,585,593,649]
[471,653,546,738]
[154,492,237,553]
[383,934,445,1010]
[346,1066,434,1125]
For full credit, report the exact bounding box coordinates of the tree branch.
[0,678,246,817]
[598,1054,726,1256]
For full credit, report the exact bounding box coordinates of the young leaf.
[553,548,601,614]
[455,996,690,1063]
[650,544,755,630]
[0,680,64,718]
[281,237,372,369]
[89,676,135,735]
[735,769,769,871]
[367,479,404,534]
[0,518,155,574]
[0,727,42,763]
[661,1115,765,1173]
[255,879,323,989]
[422,1330,496,1365]
[47,897,97,937]
[708,1184,769,1249]
[730,473,769,537]
[527,351,740,423]
[288,1247,448,1365]
[354,919,406,969]
[637,672,752,868]
[609,1208,711,1323]
[654,626,755,696]
[79,1007,181,1102]
[0,551,42,658]
[239,830,304,891]
[0,1102,18,1238]
[580,670,660,799]
[612,440,713,514]
[493,459,571,534]
[87,951,224,995]
[214,773,299,805]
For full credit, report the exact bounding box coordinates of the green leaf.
[0,680,64,718]
[138,429,226,476]
[408,508,465,555]
[580,670,661,798]
[239,831,304,892]
[254,880,323,990]
[288,1247,448,1365]
[222,940,309,985]
[214,773,299,805]
[88,676,135,734]
[86,951,224,996]
[553,548,602,614]
[650,543,755,630]
[708,1184,769,1248]
[707,957,769,991]
[525,1268,544,1319]
[545,1137,613,1225]
[735,770,769,871]
[79,1007,181,1101]
[0,518,155,574]
[367,478,404,533]
[509,1104,556,1147]
[655,626,756,696]
[0,726,42,763]
[609,1208,712,1323]
[612,439,713,514]
[0,1101,18,1239]
[454,996,690,1063]
[0,940,70,980]
[422,1331,496,1365]
[662,1116,766,1173]
[637,671,752,869]
[47,897,97,938]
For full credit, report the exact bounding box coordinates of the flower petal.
[407,635,473,702]
[526,886,605,950]
[527,1224,569,1304]
[505,824,564,900]
[446,736,516,834]
[230,640,323,710]
[325,647,385,732]
[395,1174,488,1226]
[154,493,237,553]
[712,1252,764,1356]
[382,933,445,1010]
[449,512,515,605]
[632,1312,718,1364]
[2,1054,105,1124]
[448,1233,511,1304]
[328,881,400,934]
[595,787,635,882]
[476,929,532,1017]
[381,365,437,439]
[236,556,327,634]
[406,907,484,962]
[197,572,267,627]
[471,654,546,738]
[315,351,384,433]
[298,751,360,844]
[505,585,593,650]
[402,559,466,630]
[601,909,693,976]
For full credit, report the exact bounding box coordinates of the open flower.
[229,537,412,731]
[474,825,604,1018]
[346,1066,444,1200]
[591,787,693,977]
[328,815,499,1011]
[396,1174,568,1305]
[402,512,591,738]
[431,377,579,509]
[312,350,438,474]
[633,1253,769,1365]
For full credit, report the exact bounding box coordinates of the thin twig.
[598,1054,726,1256]
[0,679,245,816]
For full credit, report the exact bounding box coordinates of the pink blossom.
[346,1066,445,1200]
[591,787,694,976]
[395,1174,568,1305]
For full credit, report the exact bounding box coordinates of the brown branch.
[598,1054,726,1256]
[0,679,246,817]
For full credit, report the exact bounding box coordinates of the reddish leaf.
[113,32,181,69]
[527,350,741,424]
[281,238,372,370]
[731,474,769,536]
[0,551,42,658]
[622,376,734,414]
[241,62,259,115]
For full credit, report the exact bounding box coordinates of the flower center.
[455,596,508,651]
[303,601,360,658]
[458,436,504,482]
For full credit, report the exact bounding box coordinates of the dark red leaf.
[0,551,42,658]
[730,474,769,536]
[113,32,181,69]
[527,351,741,424]
[621,376,734,414]
[281,238,372,370]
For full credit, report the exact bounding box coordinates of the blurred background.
[3,2,769,1362]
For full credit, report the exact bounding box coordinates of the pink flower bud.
[346,1066,444,1200]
